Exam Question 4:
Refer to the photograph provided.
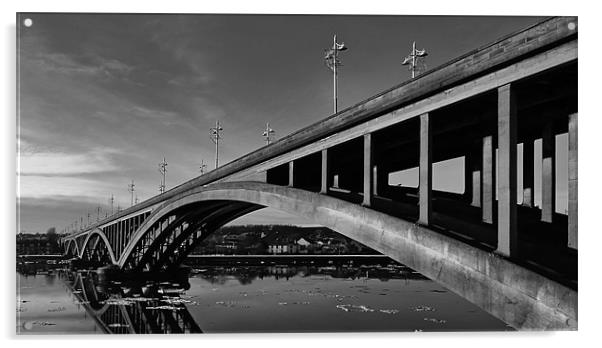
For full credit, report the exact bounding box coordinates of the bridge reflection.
[60,270,202,334]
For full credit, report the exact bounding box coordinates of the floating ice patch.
[108,323,130,328]
[336,304,375,313]
[102,299,134,306]
[278,302,288,306]
[161,298,197,305]
[32,321,56,326]
[215,301,243,308]
[411,305,435,312]
[146,305,182,311]
[379,309,399,314]
[424,318,446,324]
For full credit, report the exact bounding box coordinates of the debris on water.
[158,288,185,295]
[33,321,56,326]
[278,302,288,306]
[108,323,130,328]
[239,292,248,297]
[74,300,90,305]
[161,298,197,305]
[379,309,399,314]
[102,299,134,306]
[214,301,249,309]
[336,304,375,313]
[48,306,66,312]
[123,296,159,302]
[424,317,446,324]
[49,301,60,303]
[146,305,182,311]
[414,329,423,332]
[16,306,27,312]
[411,305,435,312]
[429,289,447,293]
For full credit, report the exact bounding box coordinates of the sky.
[17,13,547,234]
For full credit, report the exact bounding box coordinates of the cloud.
[18,145,119,176]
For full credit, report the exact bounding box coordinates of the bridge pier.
[321,149,329,194]
[541,121,556,223]
[568,113,578,249]
[522,139,534,207]
[496,84,518,257]
[363,133,373,206]
[418,113,432,225]
[482,135,495,224]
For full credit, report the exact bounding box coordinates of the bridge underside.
[66,182,575,330]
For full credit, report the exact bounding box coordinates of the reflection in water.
[59,271,202,334]
[18,258,511,333]
[194,263,426,285]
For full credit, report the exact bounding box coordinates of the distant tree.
[46,227,59,252]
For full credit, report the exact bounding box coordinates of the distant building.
[16,233,58,255]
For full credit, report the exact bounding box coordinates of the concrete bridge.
[61,17,578,330]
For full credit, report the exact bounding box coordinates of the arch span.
[79,229,118,265]
[119,181,576,330]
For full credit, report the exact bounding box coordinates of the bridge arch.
[79,229,118,265]
[116,181,575,330]
[65,239,79,256]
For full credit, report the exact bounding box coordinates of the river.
[16,257,511,334]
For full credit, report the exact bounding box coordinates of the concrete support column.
[568,113,578,249]
[496,84,518,257]
[522,139,534,207]
[541,122,556,223]
[116,225,120,258]
[363,133,373,206]
[482,135,495,223]
[419,113,432,225]
[288,161,294,187]
[320,149,329,194]
[373,165,379,196]
[464,151,473,202]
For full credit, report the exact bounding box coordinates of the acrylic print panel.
[16,13,577,334]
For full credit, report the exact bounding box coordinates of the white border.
[3,1,599,347]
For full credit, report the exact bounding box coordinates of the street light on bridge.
[324,34,348,114]
[128,180,135,206]
[210,120,223,169]
[199,159,207,175]
[158,157,168,194]
[401,41,428,79]
[262,122,275,145]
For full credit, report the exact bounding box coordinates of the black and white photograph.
[14,7,580,336]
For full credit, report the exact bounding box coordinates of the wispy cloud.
[19,146,119,176]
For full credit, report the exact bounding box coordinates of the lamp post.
[401,41,428,78]
[324,34,348,114]
[210,121,223,169]
[128,180,135,206]
[158,157,168,194]
[199,159,207,175]
[262,122,275,145]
